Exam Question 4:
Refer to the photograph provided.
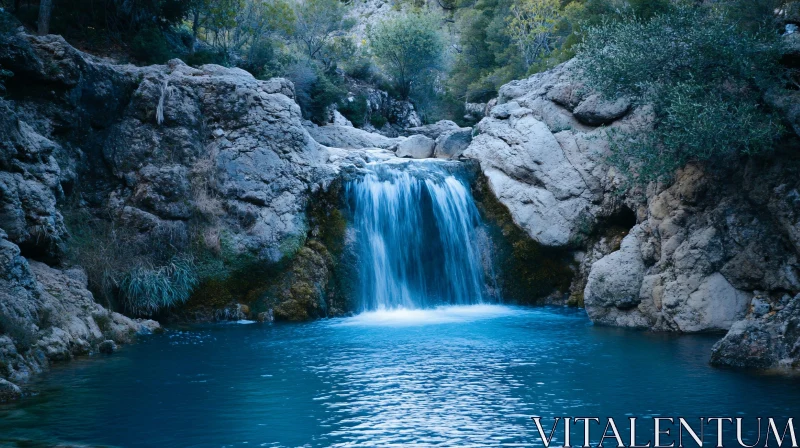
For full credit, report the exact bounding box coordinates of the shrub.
[120,255,199,316]
[131,27,174,65]
[369,114,388,129]
[575,6,784,182]
[338,94,368,127]
[286,62,346,124]
[185,49,229,67]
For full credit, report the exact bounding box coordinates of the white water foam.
[337,304,521,327]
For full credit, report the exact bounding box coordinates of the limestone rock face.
[584,226,650,328]
[0,28,342,266]
[0,100,66,263]
[0,231,158,396]
[0,25,354,388]
[711,293,800,369]
[394,134,435,159]
[464,59,800,369]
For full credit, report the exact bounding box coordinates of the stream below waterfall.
[1,160,798,447]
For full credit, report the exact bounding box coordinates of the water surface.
[1,305,798,447]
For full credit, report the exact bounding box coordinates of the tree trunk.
[37,0,53,36]
[191,11,200,54]
[14,0,21,13]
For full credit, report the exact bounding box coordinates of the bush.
[131,27,174,65]
[286,62,346,124]
[370,114,388,129]
[185,49,229,67]
[576,6,784,182]
[338,94,368,127]
[120,256,199,316]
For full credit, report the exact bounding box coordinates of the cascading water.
[346,159,493,311]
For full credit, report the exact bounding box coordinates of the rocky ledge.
[462,59,800,371]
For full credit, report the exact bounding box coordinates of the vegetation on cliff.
[576,5,787,182]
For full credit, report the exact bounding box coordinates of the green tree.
[369,12,445,99]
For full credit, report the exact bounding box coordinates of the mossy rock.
[469,164,575,305]
[175,180,356,322]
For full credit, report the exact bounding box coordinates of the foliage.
[370,114,388,129]
[63,205,196,314]
[120,255,199,316]
[0,68,12,95]
[287,0,354,62]
[285,62,346,124]
[131,27,174,64]
[507,0,562,70]
[184,48,229,67]
[18,0,190,55]
[720,0,788,33]
[369,12,445,99]
[338,94,368,127]
[576,5,784,182]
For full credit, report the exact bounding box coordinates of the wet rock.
[98,340,117,354]
[394,134,435,159]
[711,294,800,370]
[0,378,22,402]
[257,310,274,323]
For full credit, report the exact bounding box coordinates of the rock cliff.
[0,23,354,394]
[463,60,800,370]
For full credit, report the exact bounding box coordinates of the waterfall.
[346,160,492,311]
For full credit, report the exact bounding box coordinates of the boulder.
[434,128,473,159]
[584,226,651,328]
[306,123,404,149]
[332,110,353,127]
[98,340,117,354]
[394,134,435,159]
[464,58,800,360]
[402,120,463,140]
[711,294,800,370]
[0,378,22,402]
[572,94,631,126]
[464,101,594,246]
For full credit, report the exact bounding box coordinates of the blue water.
[1,305,799,447]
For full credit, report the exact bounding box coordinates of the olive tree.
[575,6,784,183]
[369,12,445,99]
